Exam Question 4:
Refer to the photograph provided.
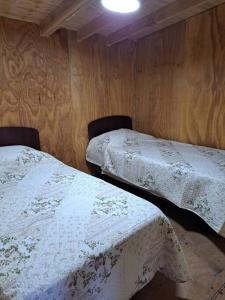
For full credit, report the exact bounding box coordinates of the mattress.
[0,146,189,300]
[86,129,225,237]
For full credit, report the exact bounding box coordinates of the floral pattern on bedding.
[0,146,189,300]
[86,129,225,237]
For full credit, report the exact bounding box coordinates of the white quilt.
[0,146,189,300]
[86,129,225,237]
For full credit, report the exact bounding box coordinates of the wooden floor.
[96,174,225,300]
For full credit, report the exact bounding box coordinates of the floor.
[98,174,225,300]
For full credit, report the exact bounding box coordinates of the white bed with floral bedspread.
[0,146,189,300]
[86,129,225,237]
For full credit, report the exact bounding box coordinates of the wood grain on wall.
[135,3,225,149]
[0,17,74,166]
[68,32,135,170]
[1,3,225,172]
[0,17,135,171]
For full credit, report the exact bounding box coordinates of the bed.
[86,116,225,238]
[0,127,189,300]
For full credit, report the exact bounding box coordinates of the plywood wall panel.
[68,33,108,171]
[2,3,225,172]
[0,18,74,166]
[135,3,225,150]
[0,17,135,171]
[68,33,136,171]
[106,41,136,116]
[0,18,21,126]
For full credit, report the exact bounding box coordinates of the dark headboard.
[0,127,40,150]
[88,115,132,140]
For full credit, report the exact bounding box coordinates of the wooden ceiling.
[0,0,225,45]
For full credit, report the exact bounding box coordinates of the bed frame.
[0,127,40,150]
[88,115,132,140]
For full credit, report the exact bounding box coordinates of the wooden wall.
[0,17,135,171]
[1,3,225,172]
[68,32,135,170]
[135,3,225,150]
[0,17,73,165]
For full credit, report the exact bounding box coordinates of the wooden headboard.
[88,115,132,140]
[0,127,40,150]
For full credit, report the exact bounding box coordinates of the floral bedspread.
[86,129,225,237]
[0,146,189,300]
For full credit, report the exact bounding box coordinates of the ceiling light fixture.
[101,0,140,13]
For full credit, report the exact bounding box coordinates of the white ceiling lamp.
[101,0,140,13]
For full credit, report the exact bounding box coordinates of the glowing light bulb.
[101,0,140,13]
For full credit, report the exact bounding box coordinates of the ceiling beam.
[77,13,133,42]
[77,14,112,42]
[107,0,216,46]
[76,1,159,42]
[40,0,91,37]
